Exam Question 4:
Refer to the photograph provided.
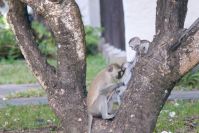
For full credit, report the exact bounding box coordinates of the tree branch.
[7,0,56,89]
[44,0,86,88]
[156,0,188,35]
[170,18,199,51]
[172,18,199,76]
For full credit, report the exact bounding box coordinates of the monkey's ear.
[108,65,113,72]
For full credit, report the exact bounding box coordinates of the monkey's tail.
[88,114,93,133]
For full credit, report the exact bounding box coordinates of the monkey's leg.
[107,96,113,114]
[100,95,116,119]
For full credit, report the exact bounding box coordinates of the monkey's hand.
[100,82,124,95]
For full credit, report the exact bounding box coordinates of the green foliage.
[178,70,199,88]
[0,16,22,60]
[0,17,56,60]
[0,17,101,59]
[85,26,101,55]
[31,21,56,58]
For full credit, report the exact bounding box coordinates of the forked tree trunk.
[6,0,199,132]
[7,0,87,132]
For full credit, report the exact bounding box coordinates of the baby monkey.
[87,63,124,133]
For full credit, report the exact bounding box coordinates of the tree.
[5,0,199,132]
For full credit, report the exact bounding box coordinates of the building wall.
[123,0,199,61]
[76,0,199,62]
[75,0,100,27]
[123,0,156,61]
[89,0,101,27]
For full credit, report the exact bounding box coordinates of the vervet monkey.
[87,63,125,133]
[129,37,150,56]
[107,62,133,108]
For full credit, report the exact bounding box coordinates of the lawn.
[155,100,199,133]
[0,101,198,132]
[0,55,199,132]
[0,105,60,131]
[0,60,36,84]
[0,54,107,86]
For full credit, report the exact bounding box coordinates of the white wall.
[89,0,101,27]
[75,0,90,25]
[75,0,100,27]
[123,0,156,61]
[123,0,199,62]
[185,0,199,28]
[76,0,199,61]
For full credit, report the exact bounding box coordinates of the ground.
[0,54,198,132]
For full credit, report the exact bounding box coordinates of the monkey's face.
[108,64,124,80]
[117,67,125,79]
[129,37,141,51]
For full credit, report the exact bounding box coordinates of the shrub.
[178,70,199,88]
[85,26,101,55]
[0,16,101,59]
[31,21,56,58]
[0,16,22,59]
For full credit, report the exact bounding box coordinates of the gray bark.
[7,0,199,133]
[7,0,87,132]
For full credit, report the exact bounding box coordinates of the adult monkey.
[87,63,125,133]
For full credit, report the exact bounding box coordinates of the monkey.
[129,37,150,56]
[106,62,134,110]
[87,37,150,133]
[87,63,125,133]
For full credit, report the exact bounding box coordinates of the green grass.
[0,54,106,99]
[0,101,198,131]
[0,60,36,84]
[0,54,106,85]
[155,101,199,133]
[0,54,198,131]
[6,88,46,99]
[0,105,60,131]
[86,54,107,86]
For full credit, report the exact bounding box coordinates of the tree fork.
[7,0,199,132]
[8,0,87,132]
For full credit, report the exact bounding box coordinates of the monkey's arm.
[100,82,124,95]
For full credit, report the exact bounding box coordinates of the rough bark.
[7,0,199,133]
[7,0,87,132]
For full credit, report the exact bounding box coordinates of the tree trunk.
[6,0,199,133]
[100,0,125,50]
[7,0,87,132]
